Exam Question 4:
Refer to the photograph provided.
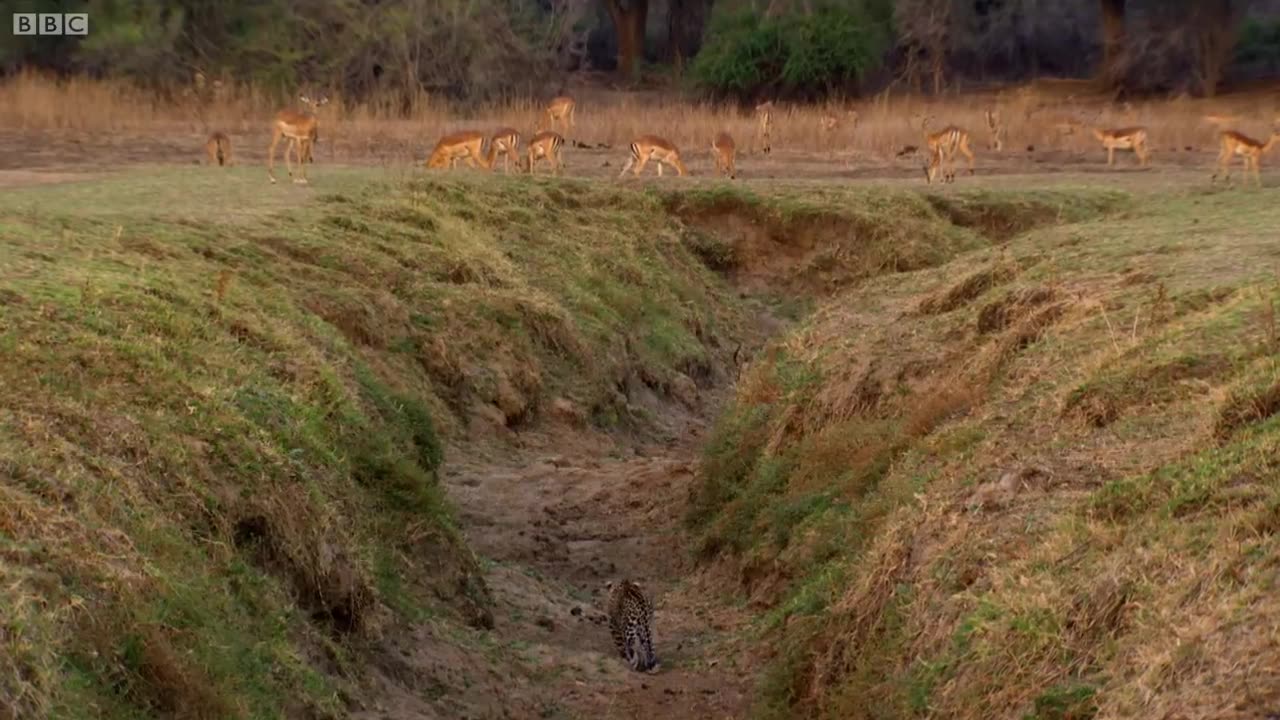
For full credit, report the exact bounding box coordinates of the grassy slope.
[691,184,1280,719]
[0,167,753,718]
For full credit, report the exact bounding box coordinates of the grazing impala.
[920,116,975,184]
[525,130,564,175]
[755,101,773,154]
[268,94,329,184]
[487,127,520,174]
[619,135,689,177]
[206,132,232,166]
[1211,129,1280,186]
[544,96,576,136]
[1092,126,1150,167]
[426,131,490,170]
[711,132,736,179]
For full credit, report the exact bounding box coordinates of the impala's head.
[299,94,330,111]
[922,155,938,184]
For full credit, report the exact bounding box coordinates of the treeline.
[3,0,1279,104]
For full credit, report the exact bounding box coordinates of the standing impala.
[754,101,773,154]
[206,132,232,166]
[544,96,576,136]
[1092,126,1150,167]
[525,131,564,175]
[1211,128,1280,186]
[919,115,975,184]
[487,127,521,174]
[619,135,688,177]
[711,132,736,179]
[426,131,490,170]
[267,94,329,184]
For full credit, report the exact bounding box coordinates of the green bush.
[691,2,893,101]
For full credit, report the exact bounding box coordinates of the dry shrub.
[129,625,238,719]
[1064,387,1122,428]
[976,285,1057,334]
[903,376,980,438]
[1213,379,1280,443]
[233,490,376,634]
[917,263,1018,315]
[76,606,237,720]
[804,516,918,714]
[304,288,407,349]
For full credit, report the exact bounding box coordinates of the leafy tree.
[691,1,893,100]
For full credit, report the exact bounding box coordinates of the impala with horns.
[268,94,329,184]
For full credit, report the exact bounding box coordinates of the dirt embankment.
[687,185,1280,719]
[0,170,1134,720]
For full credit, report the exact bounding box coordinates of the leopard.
[606,579,658,672]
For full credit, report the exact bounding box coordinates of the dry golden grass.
[5,70,1280,162]
[694,184,1280,719]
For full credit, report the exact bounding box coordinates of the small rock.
[570,606,583,617]
[536,616,555,631]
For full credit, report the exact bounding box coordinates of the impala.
[619,135,688,177]
[1211,129,1280,186]
[755,101,773,154]
[525,130,564,175]
[426,131,490,170]
[206,132,232,166]
[267,94,328,184]
[920,116,976,184]
[711,132,736,179]
[488,127,521,174]
[985,109,1005,152]
[544,96,576,136]
[1092,126,1150,167]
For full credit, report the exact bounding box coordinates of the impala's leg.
[1107,146,1115,167]
[268,127,283,183]
[294,138,309,184]
[619,156,635,178]
[961,139,975,175]
[283,136,297,183]
[1212,149,1228,183]
[551,150,561,176]
[633,154,651,176]
[657,161,664,177]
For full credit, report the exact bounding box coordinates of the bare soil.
[354,418,756,720]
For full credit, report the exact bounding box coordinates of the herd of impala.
[219,91,1280,187]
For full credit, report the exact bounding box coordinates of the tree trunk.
[667,0,712,64]
[1193,0,1242,98]
[605,0,649,79]
[1099,0,1126,87]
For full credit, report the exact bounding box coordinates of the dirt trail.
[357,417,756,720]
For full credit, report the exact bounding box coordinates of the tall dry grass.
[2,69,1279,161]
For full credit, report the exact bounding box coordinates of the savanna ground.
[3,74,1280,720]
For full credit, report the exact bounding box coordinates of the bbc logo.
[13,13,89,36]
